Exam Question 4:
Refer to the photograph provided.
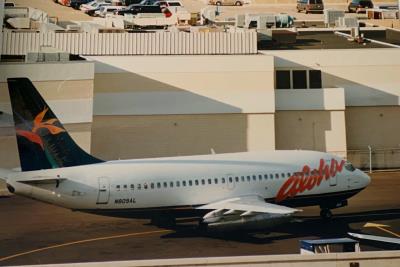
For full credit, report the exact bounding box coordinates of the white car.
[80,0,111,15]
[95,5,124,17]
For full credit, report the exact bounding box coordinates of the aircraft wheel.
[320,208,332,220]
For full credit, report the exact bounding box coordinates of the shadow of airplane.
[159,209,400,246]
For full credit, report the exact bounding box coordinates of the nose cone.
[359,170,371,188]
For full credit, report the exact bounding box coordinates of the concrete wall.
[87,55,276,159]
[267,49,400,107]
[0,61,94,168]
[275,88,346,157]
[267,49,400,166]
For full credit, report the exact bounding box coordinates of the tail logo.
[16,107,65,149]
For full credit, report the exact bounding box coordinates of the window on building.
[309,70,322,89]
[293,70,307,89]
[276,70,291,89]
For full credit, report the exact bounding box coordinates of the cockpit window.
[345,162,356,172]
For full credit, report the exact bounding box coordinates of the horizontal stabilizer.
[18,176,66,186]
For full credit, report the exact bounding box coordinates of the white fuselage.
[6,150,370,216]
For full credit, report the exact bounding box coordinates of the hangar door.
[97,177,110,204]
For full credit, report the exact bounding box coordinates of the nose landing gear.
[320,208,332,220]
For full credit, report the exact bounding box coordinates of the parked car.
[70,0,92,9]
[296,0,324,13]
[115,4,163,15]
[80,1,111,16]
[208,0,244,6]
[95,5,124,16]
[348,0,373,13]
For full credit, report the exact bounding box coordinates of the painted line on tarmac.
[0,229,172,263]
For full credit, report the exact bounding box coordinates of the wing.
[197,195,301,226]
[197,194,300,214]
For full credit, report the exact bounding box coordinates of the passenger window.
[287,172,291,177]
[144,183,148,189]
[151,183,154,189]
[229,177,233,183]
[222,178,226,183]
[137,184,141,190]
[208,179,212,185]
[157,182,161,188]
[270,174,273,179]
[247,176,251,181]
[170,181,174,188]
[281,173,285,178]
[116,185,121,191]
[201,179,205,185]
[275,174,279,179]
[264,174,268,180]
[214,178,218,184]
[252,175,257,181]
[183,181,186,186]
[163,182,167,188]
[258,175,262,180]
[235,177,239,182]
[241,176,245,182]
[123,184,127,189]
[189,180,193,186]
[195,180,199,186]
[176,181,180,187]
[130,184,134,190]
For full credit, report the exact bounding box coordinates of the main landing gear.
[320,208,333,220]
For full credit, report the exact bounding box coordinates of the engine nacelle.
[205,213,293,231]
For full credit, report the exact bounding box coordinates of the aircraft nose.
[360,170,371,187]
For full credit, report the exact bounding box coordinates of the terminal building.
[1,13,400,171]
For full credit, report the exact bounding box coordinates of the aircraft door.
[329,175,337,186]
[226,175,236,191]
[97,177,110,204]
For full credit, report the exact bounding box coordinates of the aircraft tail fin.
[7,78,103,172]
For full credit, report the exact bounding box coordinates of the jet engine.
[202,209,293,231]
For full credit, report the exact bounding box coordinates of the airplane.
[0,78,371,231]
